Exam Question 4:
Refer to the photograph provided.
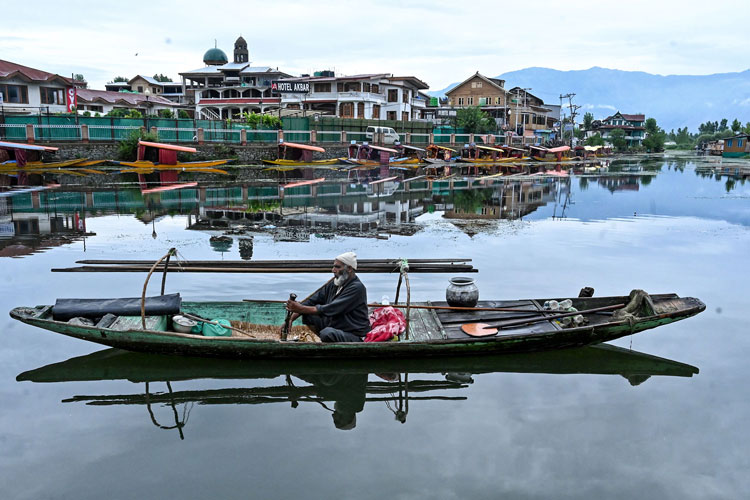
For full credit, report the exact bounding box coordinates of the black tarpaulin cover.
[52,294,181,321]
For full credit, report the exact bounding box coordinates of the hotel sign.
[271,81,310,94]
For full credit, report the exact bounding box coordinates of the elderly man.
[285,252,370,342]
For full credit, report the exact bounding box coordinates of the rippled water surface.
[1,153,748,499]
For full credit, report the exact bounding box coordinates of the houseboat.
[722,135,750,158]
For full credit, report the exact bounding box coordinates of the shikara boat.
[10,291,705,360]
[341,143,403,166]
[425,144,457,164]
[262,141,338,167]
[457,145,514,164]
[531,145,573,162]
[114,141,230,174]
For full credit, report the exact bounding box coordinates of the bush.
[158,109,174,119]
[117,129,160,160]
[178,110,190,119]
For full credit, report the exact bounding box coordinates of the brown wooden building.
[445,72,508,126]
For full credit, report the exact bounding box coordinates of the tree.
[645,117,660,135]
[454,106,497,134]
[719,118,728,131]
[153,74,172,82]
[178,110,190,119]
[72,73,87,88]
[731,119,742,134]
[112,76,129,83]
[643,132,666,152]
[585,133,605,146]
[608,128,627,151]
[582,112,594,131]
[158,109,174,119]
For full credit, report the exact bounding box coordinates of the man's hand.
[286,300,304,314]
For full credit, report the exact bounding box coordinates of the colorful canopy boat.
[531,145,572,162]
[10,289,705,360]
[425,144,457,164]
[115,141,230,175]
[262,141,338,168]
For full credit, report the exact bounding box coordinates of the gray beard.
[334,272,348,286]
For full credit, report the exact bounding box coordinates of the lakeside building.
[438,72,559,140]
[179,37,293,120]
[596,112,646,147]
[722,134,750,158]
[278,73,430,120]
[75,89,179,116]
[105,76,185,104]
[0,60,75,115]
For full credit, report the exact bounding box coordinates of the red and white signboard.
[66,87,77,112]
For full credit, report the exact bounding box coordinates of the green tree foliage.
[731,119,742,133]
[608,128,627,151]
[644,117,659,135]
[178,110,190,119]
[238,112,283,129]
[158,109,174,118]
[152,74,173,82]
[112,76,129,83]
[72,74,87,88]
[582,112,594,131]
[117,129,159,160]
[642,117,666,152]
[454,106,497,134]
[719,118,728,131]
[106,108,143,119]
[585,133,605,146]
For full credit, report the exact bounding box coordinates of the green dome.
[203,47,228,65]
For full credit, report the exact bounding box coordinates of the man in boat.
[284,252,370,342]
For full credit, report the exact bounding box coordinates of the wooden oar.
[461,304,625,337]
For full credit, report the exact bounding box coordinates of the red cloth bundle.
[365,306,406,343]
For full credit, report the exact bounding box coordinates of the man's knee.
[319,327,362,343]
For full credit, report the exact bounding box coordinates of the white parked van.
[365,126,400,145]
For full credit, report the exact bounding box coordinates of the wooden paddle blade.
[461,323,499,336]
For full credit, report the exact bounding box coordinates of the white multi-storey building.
[0,59,74,115]
[278,73,429,121]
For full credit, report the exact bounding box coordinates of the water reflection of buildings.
[1,176,580,251]
[0,190,94,257]
[442,179,562,220]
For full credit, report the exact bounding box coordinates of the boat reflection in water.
[17,344,698,439]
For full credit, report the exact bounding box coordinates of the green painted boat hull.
[10,294,705,359]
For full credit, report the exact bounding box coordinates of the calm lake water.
[1,152,748,499]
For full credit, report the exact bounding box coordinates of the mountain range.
[429,67,750,132]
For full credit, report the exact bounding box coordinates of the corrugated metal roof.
[0,59,72,84]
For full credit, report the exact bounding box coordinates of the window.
[479,98,487,106]
[402,111,409,121]
[387,111,397,120]
[496,97,502,105]
[313,82,331,93]
[40,87,65,105]
[387,89,398,102]
[726,140,733,147]
[0,84,29,103]
[471,81,483,89]
[372,104,380,119]
[739,139,744,147]
[137,86,144,93]
[467,97,474,105]
[337,82,344,92]
[458,97,464,106]
[372,84,379,94]
[363,83,370,92]
[402,91,409,103]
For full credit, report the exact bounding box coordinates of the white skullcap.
[336,252,357,270]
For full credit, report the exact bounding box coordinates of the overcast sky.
[3,0,748,91]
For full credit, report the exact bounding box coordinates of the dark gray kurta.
[302,276,370,336]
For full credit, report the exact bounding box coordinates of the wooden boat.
[262,141,338,167]
[341,143,399,166]
[425,144,457,164]
[10,291,704,360]
[115,141,230,171]
[531,145,573,162]
[456,145,514,164]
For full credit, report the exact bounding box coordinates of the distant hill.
[430,67,750,132]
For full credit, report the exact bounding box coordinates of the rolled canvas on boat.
[52,294,181,321]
